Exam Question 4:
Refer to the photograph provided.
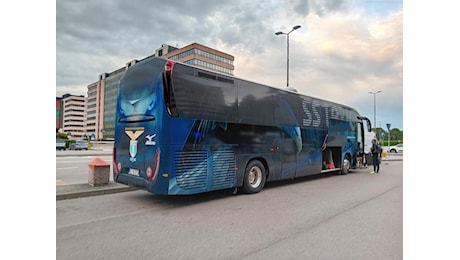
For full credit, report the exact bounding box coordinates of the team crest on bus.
[145,134,156,146]
[125,127,144,162]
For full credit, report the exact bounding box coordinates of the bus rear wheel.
[241,160,266,194]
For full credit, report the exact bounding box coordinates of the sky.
[56,0,403,130]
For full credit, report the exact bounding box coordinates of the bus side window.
[163,72,179,117]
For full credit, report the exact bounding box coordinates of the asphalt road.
[56,143,113,185]
[56,155,113,185]
[56,160,403,260]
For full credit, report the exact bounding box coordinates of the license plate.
[128,168,140,176]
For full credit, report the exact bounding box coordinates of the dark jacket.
[371,143,381,156]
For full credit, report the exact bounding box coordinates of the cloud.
[229,10,402,129]
[286,0,348,16]
[56,0,403,129]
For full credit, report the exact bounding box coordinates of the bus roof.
[161,57,361,127]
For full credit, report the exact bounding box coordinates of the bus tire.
[341,155,351,175]
[241,160,266,194]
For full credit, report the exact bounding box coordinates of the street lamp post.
[368,91,382,134]
[275,25,301,87]
[386,123,391,151]
[100,129,105,142]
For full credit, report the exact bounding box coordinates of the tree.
[374,127,403,145]
[390,128,403,143]
[56,132,68,140]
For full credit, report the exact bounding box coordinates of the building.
[164,42,234,75]
[85,63,133,140]
[102,66,126,140]
[155,43,178,57]
[61,94,86,139]
[85,80,104,140]
[56,97,63,132]
[82,42,234,140]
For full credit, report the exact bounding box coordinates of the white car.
[69,140,88,150]
[56,139,66,150]
[388,143,403,153]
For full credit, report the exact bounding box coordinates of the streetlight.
[386,123,391,151]
[275,25,301,87]
[368,91,382,134]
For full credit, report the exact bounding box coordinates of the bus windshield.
[118,58,166,123]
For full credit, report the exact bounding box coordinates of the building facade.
[165,42,234,75]
[102,67,126,140]
[85,80,105,140]
[62,94,86,139]
[56,97,63,132]
[155,43,178,57]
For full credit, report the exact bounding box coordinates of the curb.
[56,150,112,157]
[56,183,137,201]
[382,158,403,162]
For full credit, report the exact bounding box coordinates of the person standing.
[370,139,381,174]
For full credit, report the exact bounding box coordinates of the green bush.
[56,132,68,140]
[380,140,402,146]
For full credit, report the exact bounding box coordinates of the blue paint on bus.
[113,57,371,195]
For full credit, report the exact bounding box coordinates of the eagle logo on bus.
[125,127,144,162]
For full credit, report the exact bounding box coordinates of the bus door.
[356,121,365,166]
[296,128,323,177]
[357,122,364,153]
[323,119,349,169]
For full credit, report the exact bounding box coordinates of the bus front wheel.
[341,156,351,175]
[241,160,266,194]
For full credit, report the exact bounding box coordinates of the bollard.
[381,151,387,158]
[88,157,110,186]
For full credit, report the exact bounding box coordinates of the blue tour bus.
[113,57,372,195]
